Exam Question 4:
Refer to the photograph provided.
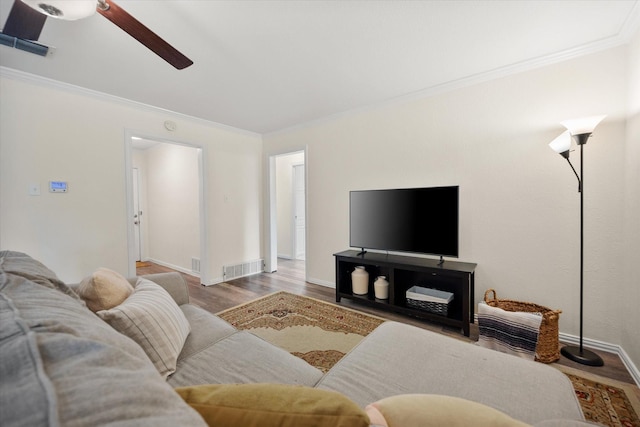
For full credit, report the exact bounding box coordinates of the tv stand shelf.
[334,250,477,336]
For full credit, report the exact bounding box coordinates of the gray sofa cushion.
[0,253,206,427]
[0,250,80,301]
[177,304,238,361]
[169,330,324,388]
[0,292,57,427]
[170,302,323,388]
[317,321,584,424]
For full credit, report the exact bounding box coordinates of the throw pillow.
[365,394,531,427]
[174,383,370,427]
[97,277,191,379]
[76,267,134,312]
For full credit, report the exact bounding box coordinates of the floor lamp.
[548,114,606,367]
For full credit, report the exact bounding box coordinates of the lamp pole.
[549,115,605,366]
[559,133,604,366]
[580,138,585,353]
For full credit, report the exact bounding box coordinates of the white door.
[132,168,142,262]
[292,164,305,260]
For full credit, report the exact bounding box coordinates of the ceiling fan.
[0,0,193,69]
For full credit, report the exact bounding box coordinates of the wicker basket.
[483,289,562,363]
[406,286,453,316]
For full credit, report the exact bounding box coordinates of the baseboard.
[559,332,640,386]
[277,254,293,260]
[196,264,640,383]
[146,258,200,279]
[306,277,335,289]
[469,314,639,385]
[202,276,223,286]
[619,347,640,387]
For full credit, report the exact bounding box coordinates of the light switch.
[29,183,40,196]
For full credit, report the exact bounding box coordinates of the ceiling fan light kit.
[2,0,192,69]
[22,0,97,21]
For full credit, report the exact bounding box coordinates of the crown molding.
[0,66,261,139]
[620,1,640,42]
[4,0,638,142]
[265,27,638,138]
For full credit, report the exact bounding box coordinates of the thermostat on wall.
[49,181,68,193]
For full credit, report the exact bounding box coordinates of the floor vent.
[223,259,264,281]
[191,258,201,273]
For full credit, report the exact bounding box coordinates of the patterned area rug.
[217,291,385,372]
[218,291,640,426]
[556,365,640,427]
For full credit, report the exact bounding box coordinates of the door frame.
[292,163,305,261]
[124,129,210,284]
[265,148,307,275]
[132,167,142,262]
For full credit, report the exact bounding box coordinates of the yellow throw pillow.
[365,394,531,427]
[174,383,369,427]
[76,267,134,312]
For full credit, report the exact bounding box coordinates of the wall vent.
[191,258,201,273]
[223,259,264,281]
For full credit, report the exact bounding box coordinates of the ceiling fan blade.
[2,0,47,41]
[96,0,193,70]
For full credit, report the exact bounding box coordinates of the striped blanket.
[477,301,543,360]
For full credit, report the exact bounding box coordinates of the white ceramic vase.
[374,276,389,300]
[351,266,369,295]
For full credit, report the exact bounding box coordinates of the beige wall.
[1,32,637,372]
[264,45,635,366]
[0,73,263,284]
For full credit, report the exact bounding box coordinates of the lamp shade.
[22,0,97,20]
[549,130,572,154]
[560,115,606,136]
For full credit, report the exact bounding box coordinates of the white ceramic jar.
[374,275,389,300]
[351,266,369,295]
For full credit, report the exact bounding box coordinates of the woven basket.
[483,289,562,363]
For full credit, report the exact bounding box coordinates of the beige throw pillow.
[76,267,134,312]
[97,278,191,379]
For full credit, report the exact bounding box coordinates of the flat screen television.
[349,186,459,258]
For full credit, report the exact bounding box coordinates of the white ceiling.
[1,0,639,134]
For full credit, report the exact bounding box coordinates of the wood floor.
[137,258,639,389]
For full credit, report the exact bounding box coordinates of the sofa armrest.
[137,272,190,306]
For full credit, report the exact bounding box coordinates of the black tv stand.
[438,255,445,266]
[334,250,477,336]
[356,248,367,256]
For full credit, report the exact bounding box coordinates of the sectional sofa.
[1,251,590,426]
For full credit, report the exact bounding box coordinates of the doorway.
[271,150,306,276]
[125,134,208,283]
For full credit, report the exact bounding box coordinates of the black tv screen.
[349,186,459,257]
